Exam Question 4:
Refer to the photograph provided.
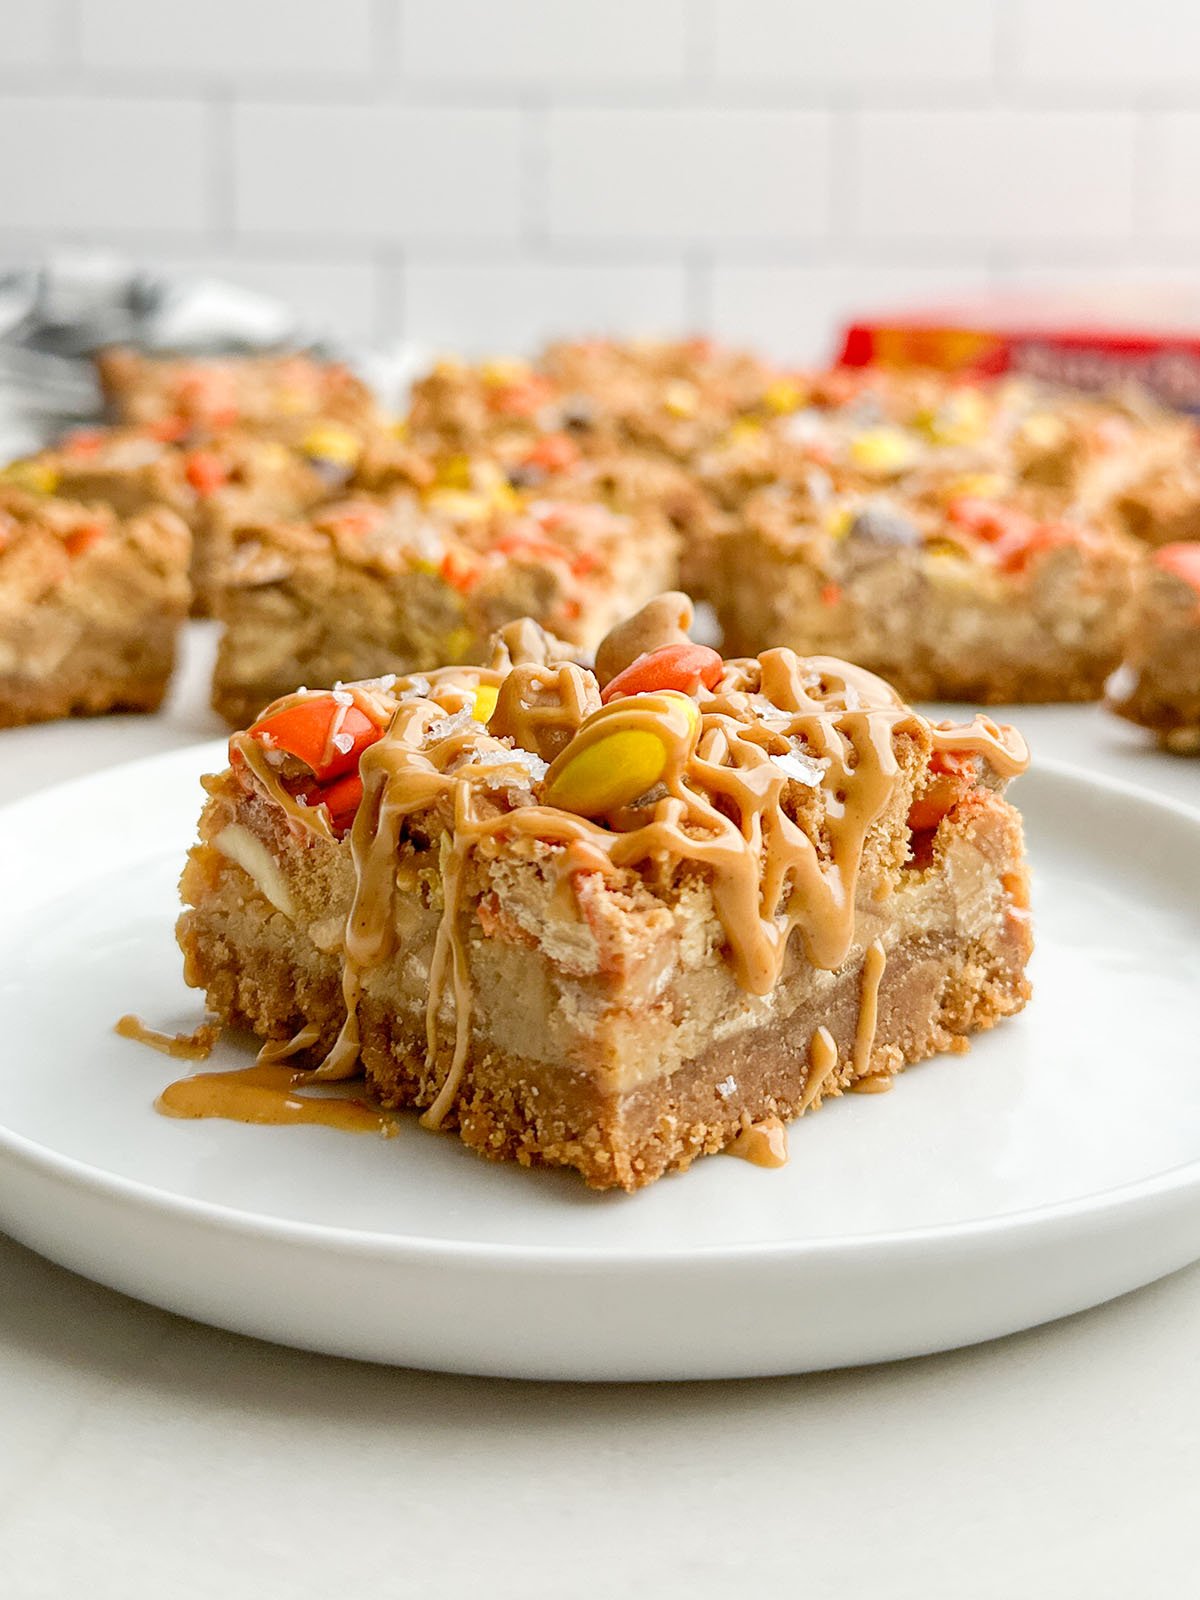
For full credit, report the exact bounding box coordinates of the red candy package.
[837,287,1200,413]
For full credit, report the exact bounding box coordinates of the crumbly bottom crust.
[178,903,1031,1190]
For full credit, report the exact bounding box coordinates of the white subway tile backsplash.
[1000,258,1200,292]
[0,2,63,68]
[232,105,523,241]
[546,110,830,243]
[712,0,993,87]
[401,259,690,353]
[400,0,688,86]
[1016,0,1200,89]
[78,0,376,79]
[0,3,1189,356]
[147,255,383,342]
[1146,115,1200,240]
[710,262,995,364]
[854,111,1137,243]
[0,97,210,232]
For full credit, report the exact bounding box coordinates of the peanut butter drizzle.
[230,605,1029,1134]
[850,1072,894,1094]
[726,1115,789,1168]
[801,1024,840,1112]
[115,1014,221,1060]
[254,1022,323,1065]
[155,1061,397,1135]
[928,714,1028,778]
[852,939,887,1077]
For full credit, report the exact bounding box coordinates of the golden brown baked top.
[97,346,379,433]
[223,487,667,597]
[0,483,190,600]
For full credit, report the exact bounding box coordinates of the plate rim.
[1,745,1198,1270]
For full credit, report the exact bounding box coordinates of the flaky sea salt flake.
[772,749,825,787]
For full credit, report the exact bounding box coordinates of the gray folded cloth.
[0,252,421,460]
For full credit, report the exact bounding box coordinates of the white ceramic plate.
[0,744,1198,1381]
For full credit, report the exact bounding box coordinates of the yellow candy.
[2,459,59,495]
[425,488,490,522]
[663,380,699,418]
[725,417,763,446]
[943,471,1005,501]
[1019,413,1066,451]
[443,626,475,663]
[435,454,473,489]
[481,358,530,388]
[848,426,917,476]
[546,730,667,816]
[925,390,987,445]
[391,416,410,440]
[472,683,499,723]
[275,388,308,415]
[489,481,521,513]
[302,424,361,466]
[764,379,804,415]
[825,504,855,540]
[544,693,699,818]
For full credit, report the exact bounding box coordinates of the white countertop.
[1,627,1197,1600]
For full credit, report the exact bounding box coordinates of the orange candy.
[995,521,1085,576]
[487,376,555,418]
[600,643,723,704]
[439,548,482,593]
[908,749,977,833]
[946,497,1030,544]
[1155,542,1200,594]
[302,771,364,835]
[248,693,384,782]
[63,522,106,559]
[62,430,106,459]
[184,451,229,496]
[522,434,580,474]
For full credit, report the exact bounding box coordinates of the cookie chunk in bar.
[1107,543,1200,754]
[0,485,190,727]
[211,492,679,726]
[177,594,1032,1190]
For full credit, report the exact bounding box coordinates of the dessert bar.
[0,484,190,726]
[178,594,1032,1189]
[1107,543,1200,753]
[211,491,678,726]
